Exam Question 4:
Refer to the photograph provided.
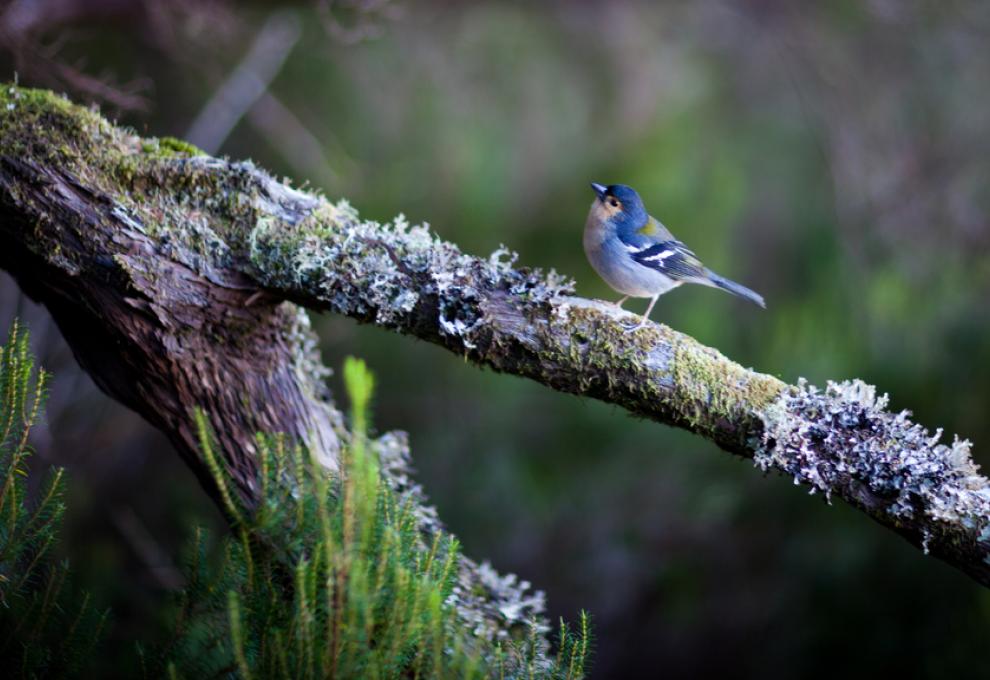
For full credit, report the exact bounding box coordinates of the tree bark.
[1,86,988,599]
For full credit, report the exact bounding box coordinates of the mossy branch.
[0,85,987,592]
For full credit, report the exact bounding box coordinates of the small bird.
[584,182,765,328]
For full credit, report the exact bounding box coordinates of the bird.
[583,182,765,329]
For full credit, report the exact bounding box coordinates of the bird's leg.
[614,295,629,309]
[625,294,660,333]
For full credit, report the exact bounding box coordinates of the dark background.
[2,1,989,677]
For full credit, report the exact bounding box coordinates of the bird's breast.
[584,228,673,298]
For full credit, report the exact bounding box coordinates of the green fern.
[0,321,106,679]
[161,356,591,679]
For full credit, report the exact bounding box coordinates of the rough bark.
[1,86,988,597]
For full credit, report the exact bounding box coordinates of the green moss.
[158,136,204,157]
[139,136,205,158]
[671,335,784,432]
[542,299,783,443]
[0,85,115,169]
[0,85,239,258]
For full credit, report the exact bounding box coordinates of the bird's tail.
[705,270,766,308]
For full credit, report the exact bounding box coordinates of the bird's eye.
[608,198,619,208]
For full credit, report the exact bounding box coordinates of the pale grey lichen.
[246,180,574,347]
[757,379,990,556]
[471,561,547,631]
[0,84,568,665]
[101,144,573,364]
[373,431,549,648]
[115,146,560,649]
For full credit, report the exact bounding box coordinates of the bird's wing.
[626,240,708,281]
[616,215,708,280]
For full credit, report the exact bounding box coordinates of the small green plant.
[0,322,589,677]
[161,356,590,679]
[0,321,106,678]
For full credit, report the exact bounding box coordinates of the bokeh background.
[2,1,990,677]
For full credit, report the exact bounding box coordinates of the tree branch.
[1,86,988,596]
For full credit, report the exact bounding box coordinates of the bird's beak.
[590,182,607,200]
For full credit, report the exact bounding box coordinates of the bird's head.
[589,182,648,231]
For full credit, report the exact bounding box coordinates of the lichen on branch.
[0,84,988,593]
[758,379,990,582]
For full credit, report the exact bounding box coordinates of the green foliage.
[0,322,589,678]
[161,356,590,679]
[0,321,106,678]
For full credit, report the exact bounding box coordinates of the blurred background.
[2,1,990,677]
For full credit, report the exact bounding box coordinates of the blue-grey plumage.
[583,182,765,328]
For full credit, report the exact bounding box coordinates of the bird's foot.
[614,296,629,309]
[622,294,660,332]
[622,317,649,333]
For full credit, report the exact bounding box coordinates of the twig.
[185,11,302,153]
